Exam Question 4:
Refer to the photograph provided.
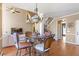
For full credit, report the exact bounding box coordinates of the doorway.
[57,19,66,42]
[62,23,66,42]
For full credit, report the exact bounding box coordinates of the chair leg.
[44,51,49,56]
[16,49,22,56]
[39,52,44,56]
[46,51,49,56]
[32,47,36,56]
[0,48,4,56]
[16,49,19,56]
[36,50,40,56]
[25,48,27,55]
[0,49,2,55]
[39,53,41,56]
[42,52,45,56]
[1,52,4,56]
[0,51,3,56]
[36,51,44,56]
[23,48,28,56]
[29,47,31,56]
[19,49,21,56]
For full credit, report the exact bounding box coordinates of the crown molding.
[60,12,79,19]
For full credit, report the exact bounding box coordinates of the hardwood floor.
[1,39,79,56]
[49,39,79,56]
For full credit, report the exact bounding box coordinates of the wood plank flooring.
[1,39,79,56]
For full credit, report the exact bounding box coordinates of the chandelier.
[31,3,41,23]
[26,3,41,23]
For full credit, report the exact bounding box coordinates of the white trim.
[66,41,79,45]
[60,12,79,18]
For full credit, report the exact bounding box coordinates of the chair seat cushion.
[15,42,32,49]
[35,43,50,52]
[19,45,31,49]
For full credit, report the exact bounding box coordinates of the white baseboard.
[66,41,79,45]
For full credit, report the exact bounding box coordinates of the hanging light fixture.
[31,3,41,23]
[26,3,42,23]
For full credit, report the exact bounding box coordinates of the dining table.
[25,32,55,56]
[25,32,45,56]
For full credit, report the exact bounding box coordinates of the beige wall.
[48,13,79,42]
[2,4,32,47]
[2,4,32,35]
[0,4,2,37]
[57,14,79,43]
[64,14,79,43]
[0,4,2,48]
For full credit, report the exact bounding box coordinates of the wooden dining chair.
[12,33,32,56]
[34,36,53,56]
[0,48,4,56]
[25,32,38,55]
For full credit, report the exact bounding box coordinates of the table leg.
[29,47,31,56]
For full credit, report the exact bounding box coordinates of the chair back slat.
[13,33,19,43]
[12,33,20,48]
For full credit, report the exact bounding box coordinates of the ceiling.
[5,3,79,17]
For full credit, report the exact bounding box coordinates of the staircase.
[43,17,54,31]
